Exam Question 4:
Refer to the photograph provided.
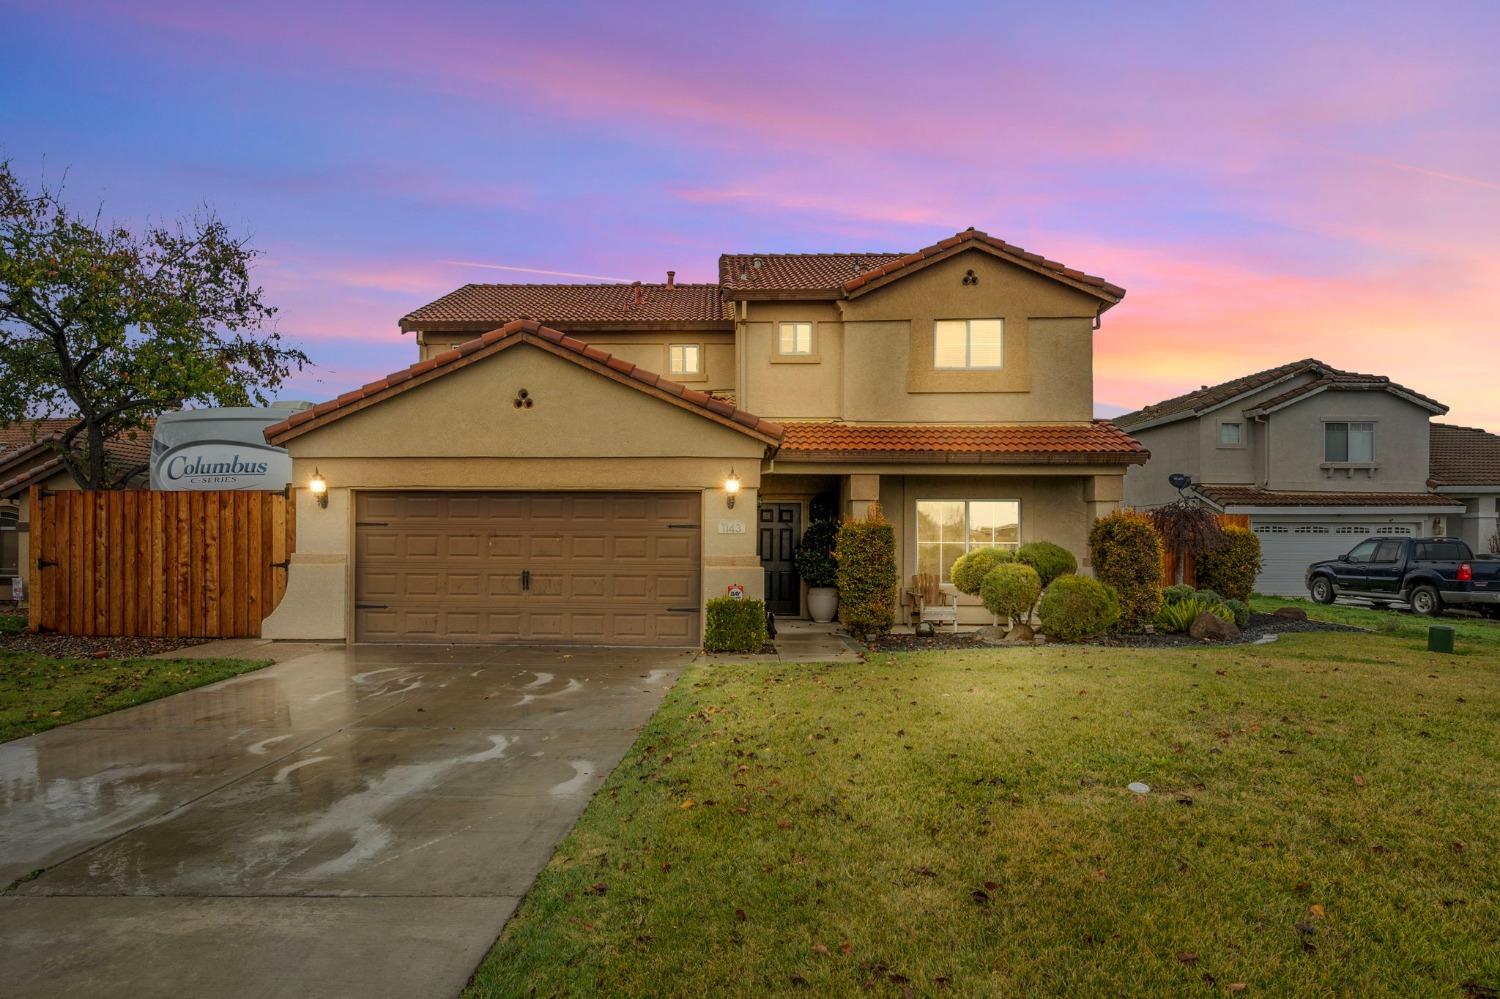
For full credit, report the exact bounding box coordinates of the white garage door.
[1252,521,1418,597]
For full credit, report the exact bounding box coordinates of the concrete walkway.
[0,641,692,998]
[701,620,866,665]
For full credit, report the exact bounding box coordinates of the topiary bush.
[1037,574,1121,642]
[1162,583,1196,605]
[1015,541,1077,588]
[794,518,840,588]
[979,563,1041,628]
[836,507,899,641]
[1222,597,1250,628]
[704,597,768,652]
[951,546,1015,596]
[1087,512,1164,632]
[1193,526,1263,602]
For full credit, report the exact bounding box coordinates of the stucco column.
[846,473,881,519]
[1474,495,1499,553]
[261,484,350,641]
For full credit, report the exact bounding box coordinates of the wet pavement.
[0,642,692,998]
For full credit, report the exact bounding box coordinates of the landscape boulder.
[1189,612,1241,641]
[1273,606,1308,621]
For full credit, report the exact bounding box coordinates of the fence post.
[26,485,41,632]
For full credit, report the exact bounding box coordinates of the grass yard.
[1253,595,1500,650]
[1,651,272,742]
[471,631,1499,998]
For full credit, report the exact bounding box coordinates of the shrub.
[1037,574,1120,642]
[1222,598,1250,628]
[794,519,840,588]
[1154,597,1234,634]
[1193,526,1263,602]
[1088,512,1164,632]
[704,597,767,652]
[1015,541,1077,588]
[951,546,1015,596]
[1149,499,1224,583]
[836,507,899,641]
[1192,589,1223,605]
[1162,583,1196,605]
[979,563,1042,627]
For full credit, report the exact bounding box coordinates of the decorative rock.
[1004,623,1035,643]
[1127,782,1151,795]
[914,621,936,637]
[1273,607,1308,621]
[1189,611,1241,641]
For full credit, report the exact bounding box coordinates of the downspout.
[1256,415,1269,487]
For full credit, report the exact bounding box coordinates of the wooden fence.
[27,487,295,638]
[1159,513,1251,588]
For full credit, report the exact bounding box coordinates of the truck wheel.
[1309,576,1336,605]
[1409,585,1442,617]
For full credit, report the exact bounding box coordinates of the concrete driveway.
[0,642,692,998]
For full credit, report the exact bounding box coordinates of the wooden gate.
[26,487,295,638]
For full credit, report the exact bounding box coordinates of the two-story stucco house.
[259,228,1146,645]
[1116,359,1463,596]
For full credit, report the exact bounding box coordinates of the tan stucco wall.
[262,341,767,642]
[1265,390,1433,493]
[738,301,844,419]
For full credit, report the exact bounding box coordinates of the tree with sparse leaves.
[0,160,307,488]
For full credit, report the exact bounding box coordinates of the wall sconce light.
[724,468,741,509]
[309,469,329,509]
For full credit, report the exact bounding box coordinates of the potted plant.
[795,518,840,623]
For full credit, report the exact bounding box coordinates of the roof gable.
[265,320,784,447]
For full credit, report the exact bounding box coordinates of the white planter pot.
[807,587,839,623]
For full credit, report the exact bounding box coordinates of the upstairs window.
[1219,421,1243,446]
[668,343,702,377]
[934,319,1003,370]
[777,321,813,355]
[1325,421,1374,462]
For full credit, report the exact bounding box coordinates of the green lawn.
[471,632,1499,998]
[1253,594,1500,650]
[0,651,272,742]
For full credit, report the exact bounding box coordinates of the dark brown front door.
[758,502,801,617]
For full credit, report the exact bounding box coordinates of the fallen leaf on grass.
[1307,904,1325,919]
[1353,775,1367,787]
[839,941,853,955]
[588,882,607,895]
[1177,952,1199,965]
[812,943,829,955]
[735,908,747,922]
[971,888,990,905]
[1227,985,1248,994]
[679,800,695,810]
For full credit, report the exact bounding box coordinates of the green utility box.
[1427,624,1456,654]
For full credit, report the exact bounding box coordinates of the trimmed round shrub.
[1015,541,1077,588]
[1088,512,1164,632]
[951,546,1015,596]
[1193,526,1263,602]
[1222,598,1250,628]
[835,507,898,641]
[1038,574,1121,642]
[1192,589,1223,605]
[979,563,1042,627]
[794,519,840,588]
[1162,583,1196,605]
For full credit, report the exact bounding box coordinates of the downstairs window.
[915,499,1020,582]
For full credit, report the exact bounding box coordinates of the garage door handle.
[356,602,388,610]
[667,607,698,613]
[355,521,389,527]
[521,569,531,591]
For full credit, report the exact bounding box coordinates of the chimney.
[666,270,675,289]
[632,281,643,306]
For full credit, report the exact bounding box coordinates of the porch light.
[309,469,328,509]
[725,469,741,509]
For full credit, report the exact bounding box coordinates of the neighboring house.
[1429,423,1500,554]
[259,227,1146,645]
[0,421,154,602]
[1115,359,1462,596]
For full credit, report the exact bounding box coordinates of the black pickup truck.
[1305,537,1500,616]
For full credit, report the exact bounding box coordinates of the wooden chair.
[909,572,959,632]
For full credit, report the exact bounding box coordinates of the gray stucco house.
[1429,423,1500,555]
[1115,359,1463,596]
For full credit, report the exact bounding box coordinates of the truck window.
[1372,541,1402,563]
[1345,540,1379,563]
[1415,542,1464,561]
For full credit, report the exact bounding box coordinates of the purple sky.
[6,1,1499,426]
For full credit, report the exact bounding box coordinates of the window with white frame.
[777,321,813,355]
[1324,421,1374,462]
[933,319,1003,369]
[915,499,1020,582]
[1218,421,1243,446]
[668,343,702,377]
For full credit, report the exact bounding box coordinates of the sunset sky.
[6,1,1498,427]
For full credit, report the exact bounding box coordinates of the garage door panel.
[1253,518,1422,597]
[354,491,701,645]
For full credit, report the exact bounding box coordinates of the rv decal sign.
[152,442,291,491]
[165,454,271,481]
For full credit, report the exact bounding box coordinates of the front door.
[758,503,801,617]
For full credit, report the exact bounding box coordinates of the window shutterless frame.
[776,321,814,356]
[914,498,1021,582]
[1323,420,1375,463]
[667,343,702,376]
[933,319,1003,370]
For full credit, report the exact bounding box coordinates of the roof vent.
[752,257,763,268]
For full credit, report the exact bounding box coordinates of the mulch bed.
[0,632,208,659]
[866,613,1364,653]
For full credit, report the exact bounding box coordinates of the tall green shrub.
[1193,525,1262,601]
[1087,511,1164,632]
[980,563,1041,627]
[1015,541,1077,587]
[704,597,767,652]
[951,546,1014,596]
[1037,575,1121,641]
[835,507,899,640]
[794,518,840,588]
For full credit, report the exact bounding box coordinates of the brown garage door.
[355,491,701,645]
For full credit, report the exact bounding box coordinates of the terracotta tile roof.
[776,421,1147,465]
[1115,358,1447,429]
[1430,423,1500,487]
[0,420,155,496]
[0,419,76,455]
[265,320,784,447]
[400,283,730,331]
[1192,484,1461,509]
[720,228,1125,303]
